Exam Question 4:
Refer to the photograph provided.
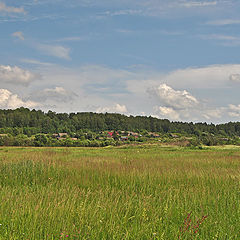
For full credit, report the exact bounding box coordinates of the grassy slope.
[0,145,239,239]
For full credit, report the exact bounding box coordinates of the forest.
[0,107,239,147]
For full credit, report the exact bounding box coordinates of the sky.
[1,0,240,123]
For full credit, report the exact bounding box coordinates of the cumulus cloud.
[31,87,77,102]
[36,44,70,60]
[153,101,240,122]
[154,105,225,122]
[0,65,38,86]
[156,106,180,120]
[149,84,199,110]
[96,103,128,114]
[12,31,24,40]
[0,89,38,109]
[0,2,26,14]
[149,83,226,121]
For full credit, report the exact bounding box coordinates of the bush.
[34,134,48,147]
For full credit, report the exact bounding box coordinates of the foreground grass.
[0,145,239,239]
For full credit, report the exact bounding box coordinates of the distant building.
[170,133,179,138]
[52,133,69,140]
[149,132,160,138]
[58,133,68,138]
[129,132,139,137]
[107,132,113,138]
[107,131,119,138]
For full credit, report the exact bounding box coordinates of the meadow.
[0,145,239,239]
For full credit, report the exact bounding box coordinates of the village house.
[120,131,129,136]
[170,133,179,138]
[128,132,139,137]
[59,133,68,138]
[107,132,113,138]
[107,131,119,138]
[148,132,160,138]
[52,133,69,140]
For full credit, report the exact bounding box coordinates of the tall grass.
[0,146,239,239]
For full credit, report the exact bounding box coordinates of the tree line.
[0,107,239,138]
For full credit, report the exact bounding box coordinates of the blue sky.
[1,0,240,123]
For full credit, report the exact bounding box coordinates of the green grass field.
[0,145,239,239]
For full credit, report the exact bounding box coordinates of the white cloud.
[156,106,180,120]
[153,98,240,122]
[149,84,199,110]
[0,65,38,86]
[36,44,70,60]
[12,31,24,40]
[149,83,228,122]
[0,2,26,14]
[149,84,203,121]
[126,64,240,95]
[206,19,240,26]
[19,63,240,122]
[31,87,77,102]
[156,64,240,89]
[202,108,223,120]
[0,89,38,109]
[96,103,128,113]
[228,104,240,117]
[154,104,226,122]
